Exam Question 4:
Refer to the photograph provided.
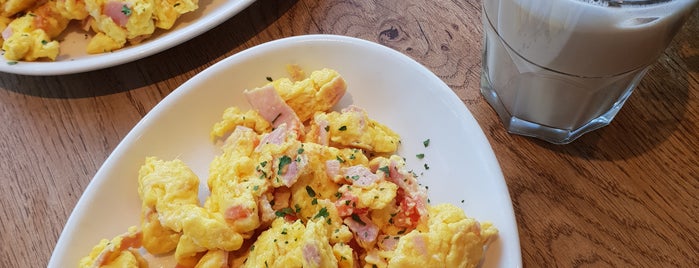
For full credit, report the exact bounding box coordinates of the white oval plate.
[0,0,255,76]
[48,35,521,267]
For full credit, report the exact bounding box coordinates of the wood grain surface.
[1,0,697,267]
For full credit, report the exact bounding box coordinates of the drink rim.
[592,0,673,7]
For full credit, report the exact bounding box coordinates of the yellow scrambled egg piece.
[84,0,155,53]
[78,226,147,268]
[311,106,401,153]
[210,107,272,140]
[385,204,498,268]
[270,66,348,122]
[245,218,338,268]
[1,0,36,17]
[0,0,197,60]
[80,67,497,268]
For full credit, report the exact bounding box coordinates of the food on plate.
[0,0,198,61]
[78,65,498,268]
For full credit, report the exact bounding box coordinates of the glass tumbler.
[481,0,698,144]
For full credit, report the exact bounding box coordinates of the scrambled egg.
[0,0,197,61]
[79,66,498,268]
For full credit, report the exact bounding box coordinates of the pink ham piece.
[313,114,330,145]
[302,244,321,266]
[343,213,379,245]
[103,1,131,27]
[2,27,12,40]
[377,235,399,251]
[256,123,289,151]
[244,85,304,137]
[258,195,276,224]
[334,192,360,217]
[341,165,379,187]
[276,154,307,187]
[325,159,341,182]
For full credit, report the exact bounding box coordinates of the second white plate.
[0,0,255,75]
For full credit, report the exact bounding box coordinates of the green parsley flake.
[416,153,425,159]
[260,161,267,167]
[253,185,259,191]
[121,4,132,16]
[338,125,347,131]
[424,163,430,170]
[378,166,390,176]
[266,76,273,82]
[6,61,18,65]
[275,207,294,217]
[297,148,304,154]
[423,139,430,147]
[306,185,316,197]
[313,207,329,219]
[351,213,366,226]
[311,198,318,205]
[277,155,292,175]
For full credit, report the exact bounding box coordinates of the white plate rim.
[48,34,522,267]
[0,0,256,76]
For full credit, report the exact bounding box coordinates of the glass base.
[479,7,650,145]
[480,72,637,144]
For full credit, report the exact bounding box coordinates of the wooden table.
[1,0,697,267]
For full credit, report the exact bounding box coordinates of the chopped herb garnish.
[336,156,345,163]
[338,125,347,131]
[311,198,318,205]
[174,2,181,7]
[41,40,48,45]
[313,207,329,219]
[334,192,342,198]
[281,228,288,235]
[121,4,132,16]
[306,185,316,197]
[423,139,430,147]
[295,204,302,213]
[250,245,255,251]
[349,154,356,160]
[461,200,465,203]
[6,61,17,65]
[424,163,430,170]
[416,153,425,159]
[324,125,330,132]
[275,207,294,217]
[277,155,292,175]
[260,161,267,167]
[350,175,360,180]
[350,213,366,226]
[253,185,259,191]
[397,229,406,234]
[297,148,304,154]
[378,166,390,176]
[266,76,273,82]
